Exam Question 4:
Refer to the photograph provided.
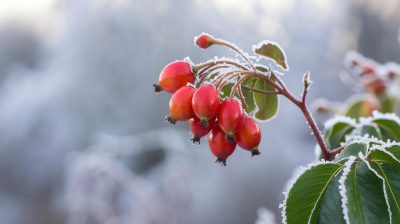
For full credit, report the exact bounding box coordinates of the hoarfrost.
[359,153,392,224]
[338,156,357,224]
[280,160,337,224]
[371,111,400,124]
[324,116,356,129]
[193,32,214,48]
[252,40,289,71]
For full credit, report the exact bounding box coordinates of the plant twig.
[213,39,257,72]
[226,70,331,160]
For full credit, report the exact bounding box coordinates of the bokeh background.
[0,0,400,223]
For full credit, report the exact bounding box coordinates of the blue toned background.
[0,0,399,223]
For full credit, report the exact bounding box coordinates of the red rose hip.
[208,125,236,166]
[218,98,245,141]
[235,117,261,156]
[192,84,220,127]
[189,117,215,144]
[154,61,195,93]
[166,86,195,124]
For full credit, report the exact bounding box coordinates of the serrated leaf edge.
[324,117,357,130]
[280,161,338,224]
[359,152,393,224]
[338,156,358,224]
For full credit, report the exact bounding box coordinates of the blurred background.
[0,0,399,223]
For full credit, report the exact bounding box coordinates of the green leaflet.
[253,41,288,70]
[324,121,355,149]
[253,77,279,121]
[342,160,390,224]
[373,118,400,141]
[334,142,367,162]
[241,77,257,114]
[284,163,344,224]
[368,149,400,223]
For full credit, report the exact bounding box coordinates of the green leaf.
[284,163,344,224]
[255,66,269,73]
[369,149,400,223]
[342,160,390,224]
[324,121,355,149]
[241,77,257,114]
[253,77,278,121]
[220,83,234,99]
[316,169,347,224]
[387,145,400,160]
[334,142,367,162]
[373,117,400,141]
[379,94,396,113]
[253,41,288,71]
[360,123,382,139]
[344,95,374,119]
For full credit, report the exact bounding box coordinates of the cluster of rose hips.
[153,35,261,166]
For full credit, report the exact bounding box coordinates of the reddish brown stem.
[225,70,331,160]
[213,39,257,72]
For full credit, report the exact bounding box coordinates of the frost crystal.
[371,111,400,124]
[338,156,357,224]
[324,116,356,129]
[359,153,392,224]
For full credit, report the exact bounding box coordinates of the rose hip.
[189,117,215,144]
[166,86,195,124]
[192,84,220,127]
[218,98,245,141]
[208,125,236,166]
[235,117,261,156]
[154,61,195,93]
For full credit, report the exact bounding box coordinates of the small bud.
[194,33,214,49]
[303,72,312,89]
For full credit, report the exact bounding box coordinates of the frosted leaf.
[368,145,400,164]
[324,116,356,129]
[359,152,392,224]
[252,40,289,71]
[371,111,400,124]
[338,156,357,224]
[280,160,337,224]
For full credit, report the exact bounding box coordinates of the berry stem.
[194,60,248,75]
[213,39,257,72]
[225,70,331,160]
[241,85,280,94]
[197,65,229,87]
